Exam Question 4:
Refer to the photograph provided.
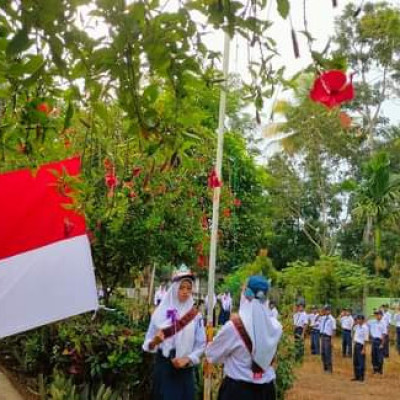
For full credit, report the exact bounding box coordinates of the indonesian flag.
[0,157,98,339]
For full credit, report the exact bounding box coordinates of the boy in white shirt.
[293,303,308,361]
[340,308,354,358]
[320,304,336,373]
[352,315,369,382]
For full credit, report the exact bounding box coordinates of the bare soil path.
[286,339,400,400]
[0,369,24,400]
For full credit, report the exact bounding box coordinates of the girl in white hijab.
[206,275,282,400]
[143,269,206,400]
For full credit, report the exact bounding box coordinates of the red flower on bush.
[36,102,51,115]
[105,173,118,189]
[310,70,354,108]
[233,198,242,207]
[132,167,142,177]
[208,169,222,188]
[223,208,231,218]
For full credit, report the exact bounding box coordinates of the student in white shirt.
[143,268,206,400]
[267,300,279,319]
[320,304,336,373]
[218,291,232,325]
[206,275,282,400]
[395,307,400,355]
[308,306,321,355]
[154,282,167,306]
[381,304,391,358]
[293,303,308,361]
[351,315,369,382]
[368,310,387,374]
[340,308,354,358]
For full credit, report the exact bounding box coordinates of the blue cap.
[247,275,269,300]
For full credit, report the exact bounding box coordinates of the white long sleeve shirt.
[143,314,206,365]
[206,321,276,384]
[394,313,400,327]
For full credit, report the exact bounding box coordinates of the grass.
[286,337,400,400]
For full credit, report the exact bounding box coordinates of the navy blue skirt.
[152,351,195,400]
[218,376,276,400]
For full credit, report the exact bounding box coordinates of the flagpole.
[203,31,230,400]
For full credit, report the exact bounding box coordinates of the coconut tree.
[353,152,400,273]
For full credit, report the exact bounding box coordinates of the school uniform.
[383,311,392,358]
[320,314,336,372]
[267,306,279,320]
[340,315,354,357]
[218,293,232,325]
[394,313,400,354]
[293,311,308,361]
[206,280,282,400]
[352,324,369,381]
[368,319,387,374]
[308,313,321,355]
[143,281,206,400]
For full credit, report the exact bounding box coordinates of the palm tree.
[353,152,400,273]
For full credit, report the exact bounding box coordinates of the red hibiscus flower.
[223,208,231,218]
[310,70,354,108]
[233,198,242,207]
[208,169,223,188]
[132,166,142,177]
[105,173,118,189]
[36,102,51,115]
[339,112,352,129]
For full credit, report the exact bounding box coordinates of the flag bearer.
[206,276,282,400]
[351,315,369,382]
[143,267,206,400]
[308,306,321,355]
[369,310,387,375]
[340,308,354,357]
[320,305,336,373]
[293,302,308,361]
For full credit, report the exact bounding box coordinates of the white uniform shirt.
[308,313,321,330]
[293,311,308,328]
[269,307,279,319]
[206,321,276,384]
[353,324,369,345]
[394,313,400,327]
[320,315,336,336]
[368,319,387,339]
[340,315,354,331]
[383,311,392,327]
[143,314,206,365]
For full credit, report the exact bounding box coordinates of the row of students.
[293,305,393,380]
[144,268,282,400]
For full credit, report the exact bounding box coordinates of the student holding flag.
[206,275,282,400]
[143,266,206,400]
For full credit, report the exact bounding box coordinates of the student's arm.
[206,321,237,364]
[142,320,163,353]
[187,315,207,365]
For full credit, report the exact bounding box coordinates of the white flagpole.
[203,31,230,400]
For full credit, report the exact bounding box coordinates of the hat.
[374,310,383,316]
[246,275,269,300]
[171,264,195,282]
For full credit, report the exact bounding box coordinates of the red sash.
[162,307,198,339]
[231,315,264,378]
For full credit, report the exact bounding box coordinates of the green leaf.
[6,29,32,57]
[276,0,290,19]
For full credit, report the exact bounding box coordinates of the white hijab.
[151,279,196,358]
[239,294,282,371]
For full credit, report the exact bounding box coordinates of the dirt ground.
[0,369,24,400]
[286,338,400,400]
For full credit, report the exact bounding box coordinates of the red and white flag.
[0,157,98,339]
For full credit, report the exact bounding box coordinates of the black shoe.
[351,378,358,381]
